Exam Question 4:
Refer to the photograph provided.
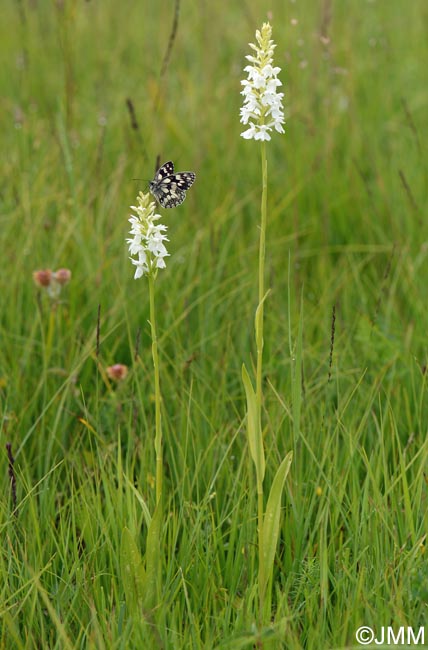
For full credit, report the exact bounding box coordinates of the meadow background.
[1,0,428,648]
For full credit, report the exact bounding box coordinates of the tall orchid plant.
[240,22,293,623]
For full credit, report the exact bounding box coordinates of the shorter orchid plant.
[123,190,168,610]
[126,190,166,508]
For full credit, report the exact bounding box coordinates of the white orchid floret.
[240,22,285,142]
[126,192,169,279]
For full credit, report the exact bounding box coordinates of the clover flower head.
[54,268,72,286]
[106,363,129,381]
[240,22,285,141]
[33,269,53,288]
[33,267,72,299]
[126,192,169,279]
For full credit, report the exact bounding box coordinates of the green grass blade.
[292,295,303,443]
[143,502,163,609]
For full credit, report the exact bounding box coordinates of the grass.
[1,0,428,648]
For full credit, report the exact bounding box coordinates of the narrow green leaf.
[120,527,146,615]
[123,474,152,528]
[144,501,163,608]
[242,363,265,483]
[292,295,303,441]
[260,451,293,597]
[254,290,270,351]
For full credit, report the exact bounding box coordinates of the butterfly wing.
[149,162,196,208]
[158,188,186,208]
[156,161,174,181]
[149,162,174,198]
[171,172,196,191]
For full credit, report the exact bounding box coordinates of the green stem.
[257,480,265,618]
[46,306,56,366]
[148,273,163,507]
[257,141,267,412]
[257,140,268,618]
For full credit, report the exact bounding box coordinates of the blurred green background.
[1,1,428,648]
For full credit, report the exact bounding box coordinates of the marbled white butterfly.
[149,161,196,208]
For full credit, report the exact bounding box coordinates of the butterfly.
[149,161,196,208]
